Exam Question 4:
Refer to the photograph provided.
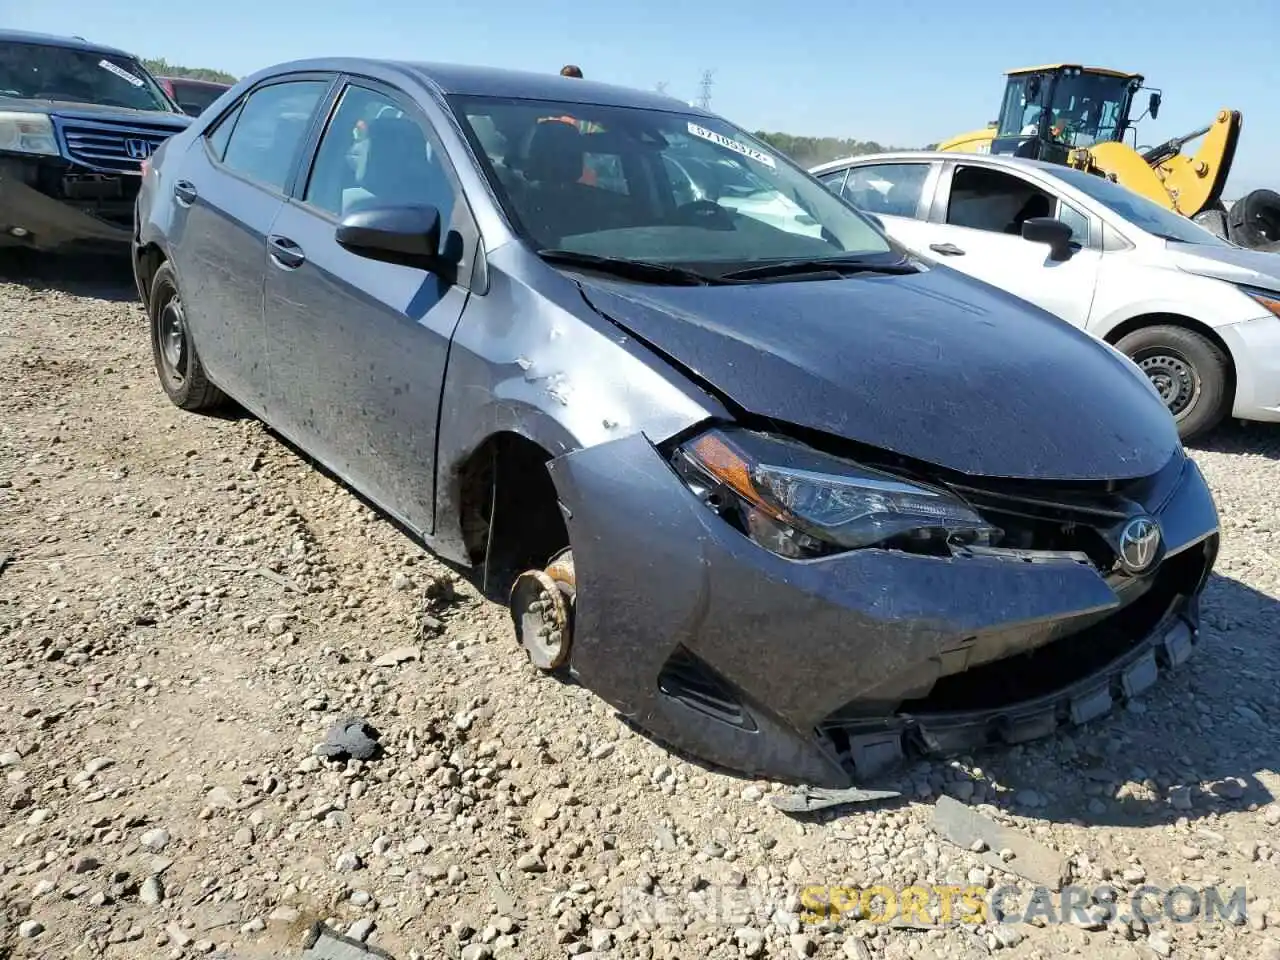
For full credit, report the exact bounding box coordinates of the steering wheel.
[674,200,735,229]
[1051,117,1079,142]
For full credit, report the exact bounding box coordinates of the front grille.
[54,118,181,174]
[952,482,1128,571]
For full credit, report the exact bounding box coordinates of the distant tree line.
[752,132,921,168]
[754,133,941,166]
[142,58,237,84]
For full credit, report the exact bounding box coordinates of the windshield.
[1051,165,1230,246]
[450,96,892,272]
[1047,73,1130,147]
[0,42,175,113]
[997,72,1130,148]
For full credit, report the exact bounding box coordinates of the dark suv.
[0,29,191,253]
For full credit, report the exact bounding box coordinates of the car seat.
[1006,193,1051,233]
[518,122,599,243]
[343,117,452,224]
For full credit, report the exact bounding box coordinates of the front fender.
[432,250,727,564]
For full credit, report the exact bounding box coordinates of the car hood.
[574,265,1180,481]
[0,96,191,131]
[1166,240,1280,292]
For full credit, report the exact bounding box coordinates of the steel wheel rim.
[1138,351,1198,418]
[159,296,187,383]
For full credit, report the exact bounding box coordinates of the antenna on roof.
[697,70,714,111]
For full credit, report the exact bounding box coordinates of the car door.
[166,74,332,417]
[918,161,1102,327]
[262,79,478,538]
[835,161,941,252]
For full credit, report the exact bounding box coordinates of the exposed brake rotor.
[510,549,575,671]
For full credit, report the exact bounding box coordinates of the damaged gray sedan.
[134,59,1221,787]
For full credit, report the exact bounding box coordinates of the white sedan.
[811,151,1280,441]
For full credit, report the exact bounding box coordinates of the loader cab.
[991,65,1143,164]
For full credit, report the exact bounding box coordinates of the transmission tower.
[655,81,669,95]
[697,70,715,111]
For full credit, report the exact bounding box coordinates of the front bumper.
[1219,314,1280,424]
[548,434,1220,787]
[0,154,136,253]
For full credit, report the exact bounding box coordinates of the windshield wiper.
[719,255,919,282]
[537,249,725,286]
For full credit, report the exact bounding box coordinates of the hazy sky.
[5,0,1276,198]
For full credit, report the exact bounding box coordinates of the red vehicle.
[157,76,229,116]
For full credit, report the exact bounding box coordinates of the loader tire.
[1227,189,1280,248]
[1115,324,1230,443]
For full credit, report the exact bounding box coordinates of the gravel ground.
[2,256,1280,960]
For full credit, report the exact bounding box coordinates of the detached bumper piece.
[549,434,1219,788]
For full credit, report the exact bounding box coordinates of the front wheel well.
[456,432,570,591]
[1103,313,1237,400]
[135,243,166,311]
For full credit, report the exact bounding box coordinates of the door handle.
[929,242,965,256]
[268,235,306,269]
[173,180,197,206]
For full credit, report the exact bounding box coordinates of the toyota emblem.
[125,138,151,160]
[1118,516,1161,574]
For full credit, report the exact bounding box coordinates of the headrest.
[523,120,585,185]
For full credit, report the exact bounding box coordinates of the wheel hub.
[159,298,187,382]
[510,568,572,671]
[1138,353,1198,417]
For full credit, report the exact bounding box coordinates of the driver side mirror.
[1148,92,1161,119]
[336,204,454,278]
[1021,217,1075,261]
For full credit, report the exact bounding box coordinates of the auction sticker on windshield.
[687,122,776,169]
[98,60,145,88]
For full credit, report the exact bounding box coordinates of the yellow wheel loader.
[937,64,1280,250]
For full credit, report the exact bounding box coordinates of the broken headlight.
[672,428,999,559]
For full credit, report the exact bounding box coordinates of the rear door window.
[817,168,848,195]
[218,80,328,192]
[842,163,931,218]
[205,103,241,162]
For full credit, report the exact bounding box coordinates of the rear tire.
[149,261,226,412]
[1226,189,1280,248]
[1114,324,1230,443]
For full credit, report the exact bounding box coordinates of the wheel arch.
[445,428,571,588]
[134,242,168,313]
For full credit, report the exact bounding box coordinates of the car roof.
[0,28,136,59]
[255,58,712,116]
[1007,64,1141,80]
[809,150,1070,179]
